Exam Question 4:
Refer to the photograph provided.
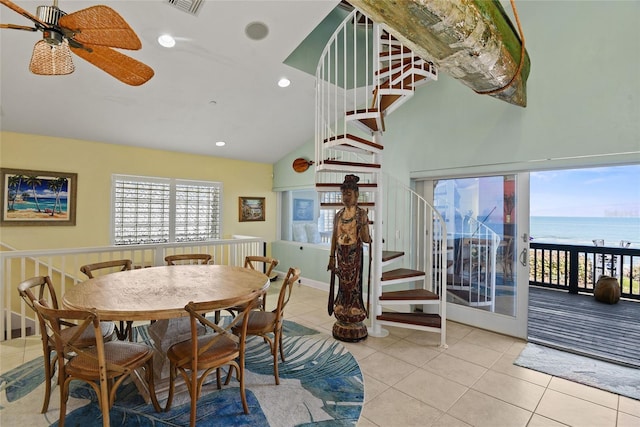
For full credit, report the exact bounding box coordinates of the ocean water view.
[9,197,67,212]
[530,216,640,248]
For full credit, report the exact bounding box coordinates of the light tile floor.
[2,281,640,427]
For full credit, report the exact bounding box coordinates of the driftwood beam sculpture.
[348,0,531,107]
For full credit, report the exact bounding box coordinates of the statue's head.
[340,174,360,193]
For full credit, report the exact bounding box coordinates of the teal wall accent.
[272,240,331,285]
[284,5,351,76]
[273,138,316,191]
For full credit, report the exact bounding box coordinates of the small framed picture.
[239,197,265,222]
[1,168,77,226]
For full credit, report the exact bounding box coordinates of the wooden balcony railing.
[529,242,640,300]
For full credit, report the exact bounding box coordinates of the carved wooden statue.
[327,174,371,342]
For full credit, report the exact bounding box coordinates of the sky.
[530,165,640,217]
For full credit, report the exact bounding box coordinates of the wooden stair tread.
[380,48,413,57]
[379,81,415,91]
[316,182,378,189]
[321,202,375,208]
[377,312,441,328]
[380,289,439,300]
[322,159,381,169]
[376,57,426,75]
[346,108,380,116]
[323,134,384,151]
[382,250,404,262]
[380,94,405,113]
[345,108,384,133]
[382,268,425,281]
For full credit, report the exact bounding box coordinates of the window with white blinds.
[175,181,221,242]
[112,175,221,245]
[319,192,340,233]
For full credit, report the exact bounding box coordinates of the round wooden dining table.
[62,264,270,321]
[63,264,270,388]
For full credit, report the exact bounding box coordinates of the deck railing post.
[569,249,579,294]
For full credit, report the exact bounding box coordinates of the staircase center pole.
[367,133,388,338]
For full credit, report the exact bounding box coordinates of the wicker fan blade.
[29,39,75,75]
[59,5,141,50]
[0,0,50,30]
[0,23,37,32]
[70,44,153,86]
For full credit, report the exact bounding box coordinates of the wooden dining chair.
[33,300,161,427]
[164,253,212,265]
[80,259,134,341]
[165,253,216,322]
[233,267,301,385]
[164,289,262,426]
[225,256,279,319]
[17,276,115,413]
[244,255,279,309]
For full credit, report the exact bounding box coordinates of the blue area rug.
[0,320,363,426]
[515,343,640,401]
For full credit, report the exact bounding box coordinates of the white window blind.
[175,181,221,242]
[112,175,221,245]
[319,192,339,233]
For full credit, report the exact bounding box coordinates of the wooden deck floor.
[528,286,640,368]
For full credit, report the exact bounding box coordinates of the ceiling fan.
[0,0,154,86]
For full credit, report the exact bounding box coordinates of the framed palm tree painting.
[0,168,77,226]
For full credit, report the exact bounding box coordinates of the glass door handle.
[519,248,528,266]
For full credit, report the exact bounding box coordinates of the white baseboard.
[272,269,329,293]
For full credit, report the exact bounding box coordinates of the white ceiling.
[0,0,341,163]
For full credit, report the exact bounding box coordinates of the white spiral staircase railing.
[314,8,446,345]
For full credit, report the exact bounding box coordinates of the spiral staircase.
[314,9,447,346]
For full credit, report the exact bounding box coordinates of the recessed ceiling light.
[278,78,291,88]
[157,34,176,48]
[215,141,226,147]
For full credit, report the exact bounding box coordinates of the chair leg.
[59,377,70,427]
[235,361,249,414]
[278,330,286,362]
[41,346,53,413]
[271,331,284,385]
[115,321,127,340]
[98,371,111,427]
[224,364,241,385]
[164,363,176,412]
[145,358,161,412]
[190,369,198,427]
[126,321,134,341]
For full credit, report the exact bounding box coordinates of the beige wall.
[0,132,276,250]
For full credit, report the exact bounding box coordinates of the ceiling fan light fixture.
[29,39,75,75]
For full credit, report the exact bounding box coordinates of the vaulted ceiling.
[0,0,342,163]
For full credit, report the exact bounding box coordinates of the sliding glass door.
[419,173,530,338]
